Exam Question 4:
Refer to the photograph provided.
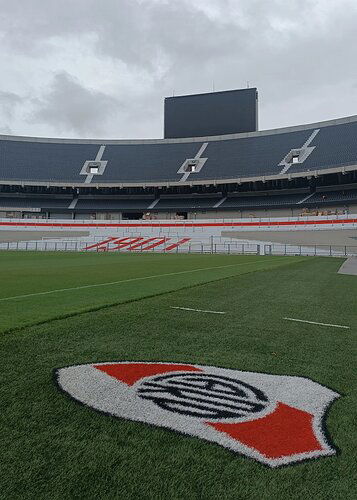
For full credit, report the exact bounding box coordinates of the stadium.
[2,89,357,257]
[1,33,357,500]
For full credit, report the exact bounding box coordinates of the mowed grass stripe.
[0,257,288,302]
[0,253,307,333]
[0,252,291,299]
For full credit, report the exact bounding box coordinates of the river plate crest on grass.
[54,361,340,467]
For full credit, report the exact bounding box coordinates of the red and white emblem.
[55,361,340,467]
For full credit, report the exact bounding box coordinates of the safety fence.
[1,238,357,258]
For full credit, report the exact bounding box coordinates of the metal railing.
[1,238,356,258]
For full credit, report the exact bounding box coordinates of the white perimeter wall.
[1,213,357,239]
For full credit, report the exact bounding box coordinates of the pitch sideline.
[284,317,350,329]
[170,306,226,314]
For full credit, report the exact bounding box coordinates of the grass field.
[0,252,356,499]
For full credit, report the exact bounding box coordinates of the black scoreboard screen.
[164,88,258,139]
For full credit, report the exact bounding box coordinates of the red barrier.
[1,218,356,229]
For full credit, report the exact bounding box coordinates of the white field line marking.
[170,306,226,315]
[283,317,350,329]
[0,258,287,303]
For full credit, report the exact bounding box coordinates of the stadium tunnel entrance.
[122,212,144,220]
[176,212,188,219]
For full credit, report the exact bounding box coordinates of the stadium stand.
[0,188,356,218]
[100,143,200,182]
[155,196,222,209]
[0,196,72,209]
[220,193,306,208]
[75,197,156,210]
[191,130,312,180]
[303,189,357,204]
[1,114,357,220]
[0,189,354,210]
[1,116,357,186]
[0,141,98,183]
[286,121,357,174]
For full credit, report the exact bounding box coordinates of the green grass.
[0,251,303,333]
[0,252,356,499]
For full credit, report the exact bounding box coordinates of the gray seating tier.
[0,116,357,184]
[221,193,305,208]
[0,190,356,212]
[0,196,72,209]
[75,198,155,210]
[303,190,357,204]
[155,197,221,209]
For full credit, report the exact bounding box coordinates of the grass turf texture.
[0,253,356,499]
[0,251,302,333]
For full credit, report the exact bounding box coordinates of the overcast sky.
[0,0,357,139]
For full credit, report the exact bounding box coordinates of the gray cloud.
[0,90,23,118]
[0,125,13,134]
[0,90,23,133]
[0,0,356,138]
[31,72,122,137]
